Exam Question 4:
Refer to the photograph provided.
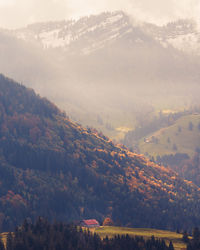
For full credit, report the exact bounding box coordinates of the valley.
[1,7,200,249]
[1,12,200,141]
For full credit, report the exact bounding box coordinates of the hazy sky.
[0,0,200,29]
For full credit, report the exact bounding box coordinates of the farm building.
[80,219,100,228]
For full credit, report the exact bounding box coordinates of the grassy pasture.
[1,227,187,249]
[139,114,200,158]
[94,226,187,250]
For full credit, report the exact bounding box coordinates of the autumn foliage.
[103,217,114,226]
[0,74,200,232]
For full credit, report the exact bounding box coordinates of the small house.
[80,219,100,228]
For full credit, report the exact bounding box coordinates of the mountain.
[1,11,200,141]
[1,74,200,231]
[13,11,132,55]
[142,19,200,55]
[13,13,200,56]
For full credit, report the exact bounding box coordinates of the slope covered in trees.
[0,75,200,231]
[157,152,200,188]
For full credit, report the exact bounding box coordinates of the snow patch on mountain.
[167,33,200,54]
[8,12,200,56]
[12,11,132,54]
[142,19,200,55]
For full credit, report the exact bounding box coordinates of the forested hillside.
[0,75,200,231]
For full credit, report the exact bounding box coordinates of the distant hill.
[137,114,200,158]
[1,75,200,232]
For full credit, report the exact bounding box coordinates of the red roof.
[82,219,99,225]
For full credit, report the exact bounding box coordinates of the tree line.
[2,218,174,250]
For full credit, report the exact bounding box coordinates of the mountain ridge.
[12,11,131,54]
[10,11,200,55]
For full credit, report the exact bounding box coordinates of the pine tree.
[0,238,5,250]
[182,231,189,243]
[169,241,174,250]
[6,232,13,250]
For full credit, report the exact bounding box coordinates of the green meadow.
[139,114,200,158]
[94,226,187,250]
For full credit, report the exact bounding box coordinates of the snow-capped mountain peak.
[13,11,133,54]
[9,11,200,55]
